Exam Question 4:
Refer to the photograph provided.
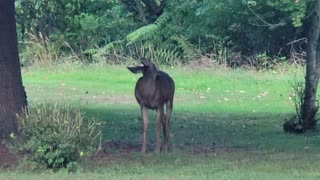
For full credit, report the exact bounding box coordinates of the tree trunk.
[118,0,167,23]
[301,0,320,131]
[141,0,167,16]
[134,0,148,24]
[0,0,28,138]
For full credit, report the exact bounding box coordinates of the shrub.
[284,77,305,133]
[15,103,102,170]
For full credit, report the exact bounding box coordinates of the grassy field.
[2,64,320,179]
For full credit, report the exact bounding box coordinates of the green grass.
[23,64,301,113]
[5,64,320,179]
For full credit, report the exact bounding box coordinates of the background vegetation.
[15,0,310,67]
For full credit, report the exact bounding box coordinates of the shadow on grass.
[82,105,320,155]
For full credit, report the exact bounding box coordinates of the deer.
[127,58,175,153]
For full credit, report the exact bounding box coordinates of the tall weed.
[14,103,102,170]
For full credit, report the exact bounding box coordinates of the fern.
[151,48,180,66]
[126,12,170,45]
[102,40,125,52]
[154,12,170,27]
[126,24,159,45]
[168,36,196,59]
[125,12,197,65]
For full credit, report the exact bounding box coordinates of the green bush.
[15,103,102,170]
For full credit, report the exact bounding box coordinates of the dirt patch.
[100,140,216,155]
[0,144,17,169]
[101,140,142,154]
[81,94,136,105]
[88,140,141,167]
[176,143,216,154]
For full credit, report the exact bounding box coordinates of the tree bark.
[141,0,167,16]
[301,0,320,131]
[134,0,148,24]
[0,0,28,137]
[118,0,167,23]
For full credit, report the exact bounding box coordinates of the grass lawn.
[2,64,320,179]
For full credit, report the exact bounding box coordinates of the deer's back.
[135,71,175,109]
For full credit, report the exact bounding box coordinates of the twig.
[286,38,308,46]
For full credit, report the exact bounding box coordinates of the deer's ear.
[127,66,143,74]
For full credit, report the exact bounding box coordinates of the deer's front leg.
[155,106,163,153]
[141,106,148,153]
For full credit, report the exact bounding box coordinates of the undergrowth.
[11,103,102,171]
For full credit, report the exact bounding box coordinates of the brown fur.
[128,58,175,153]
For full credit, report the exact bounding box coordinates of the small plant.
[289,78,305,122]
[15,103,102,170]
[284,78,305,133]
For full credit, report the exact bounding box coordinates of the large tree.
[284,0,320,133]
[0,0,28,138]
[300,0,320,131]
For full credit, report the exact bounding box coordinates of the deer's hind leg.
[155,106,164,153]
[162,101,173,152]
[141,106,148,153]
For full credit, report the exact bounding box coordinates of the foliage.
[19,33,60,67]
[264,0,308,27]
[195,0,308,55]
[124,12,193,65]
[251,52,287,70]
[16,0,138,57]
[14,103,102,170]
[15,0,313,67]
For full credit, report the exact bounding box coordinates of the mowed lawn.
[3,64,320,179]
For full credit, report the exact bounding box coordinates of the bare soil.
[0,144,17,169]
[101,140,216,155]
